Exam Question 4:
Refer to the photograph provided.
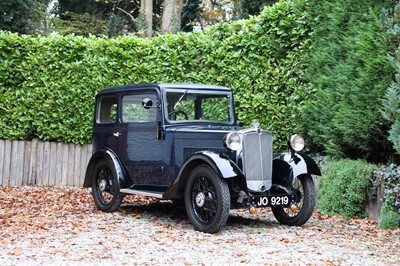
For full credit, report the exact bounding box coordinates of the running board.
[120,188,164,199]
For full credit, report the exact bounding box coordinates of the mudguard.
[273,152,320,187]
[280,152,320,176]
[163,151,245,199]
[182,151,243,178]
[83,148,126,188]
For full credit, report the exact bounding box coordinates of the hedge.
[0,1,312,147]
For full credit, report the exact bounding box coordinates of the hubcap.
[99,179,107,192]
[195,192,206,207]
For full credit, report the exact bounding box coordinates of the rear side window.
[97,96,117,124]
[122,92,158,123]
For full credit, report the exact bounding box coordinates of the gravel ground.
[0,186,399,266]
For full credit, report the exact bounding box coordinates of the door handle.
[113,131,122,137]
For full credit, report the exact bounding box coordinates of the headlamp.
[224,132,241,151]
[289,134,304,152]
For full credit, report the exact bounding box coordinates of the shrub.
[378,201,400,229]
[318,159,377,218]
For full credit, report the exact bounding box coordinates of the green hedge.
[0,1,311,146]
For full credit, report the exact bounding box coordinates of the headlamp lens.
[225,132,240,151]
[290,134,304,152]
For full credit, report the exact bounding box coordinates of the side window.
[122,92,158,123]
[97,96,117,124]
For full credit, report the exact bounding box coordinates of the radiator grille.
[242,131,273,191]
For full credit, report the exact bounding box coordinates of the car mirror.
[142,98,153,109]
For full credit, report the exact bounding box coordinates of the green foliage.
[232,0,277,20]
[52,12,108,37]
[378,201,400,229]
[318,159,377,218]
[0,0,312,146]
[375,164,400,213]
[381,1,400,156]
[0,0,34,34]
[382,84,400,154]
[297,0,393,163]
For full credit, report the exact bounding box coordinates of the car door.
[117,89,169,188]
[93,94,119,154]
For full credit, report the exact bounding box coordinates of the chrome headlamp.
[289,134,304,152]
[224,132,241,151]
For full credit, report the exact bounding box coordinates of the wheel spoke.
[191,175,219,224]
[96,167,114,205]
[272,175,316,226]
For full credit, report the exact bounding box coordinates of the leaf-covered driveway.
[0,186,399,265]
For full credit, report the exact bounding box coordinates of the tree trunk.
[161,0,184,34]
[140,0,153,38]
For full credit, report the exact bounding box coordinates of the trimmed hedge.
[0,1,311,146]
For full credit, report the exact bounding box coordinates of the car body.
[84,83,321,233]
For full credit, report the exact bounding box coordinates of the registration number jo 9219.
[251,195,291,207]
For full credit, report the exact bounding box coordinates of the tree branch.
[116,6,135,22]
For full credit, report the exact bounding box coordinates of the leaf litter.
[0,186,399,265]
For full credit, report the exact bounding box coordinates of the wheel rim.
[281,178,304,218]
[191,176,218,224]
[96,167,115,206]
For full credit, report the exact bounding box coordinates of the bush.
[318,159,377,218]
[0,0,312,147]
[379,201,400,229]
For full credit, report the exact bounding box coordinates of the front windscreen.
[165,90,234,124]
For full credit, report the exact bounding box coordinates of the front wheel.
[91,158,123,212]
[272,174,316,226]
[184,165,230,233]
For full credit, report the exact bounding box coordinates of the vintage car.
[84,83,321,233]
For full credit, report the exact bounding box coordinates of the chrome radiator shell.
[240,130,273,192]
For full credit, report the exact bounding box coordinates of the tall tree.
[139,0,153,37]
[298,0,393,162]
[162,0,185,33]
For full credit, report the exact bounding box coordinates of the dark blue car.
[84,83,321,233]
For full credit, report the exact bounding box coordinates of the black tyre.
[272,174,316,226]
[184,165,230,233]
[91,158,123,212]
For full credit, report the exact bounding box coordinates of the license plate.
[250,195,293,207]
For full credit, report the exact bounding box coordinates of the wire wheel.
[185,165,230,233]
[272,174,316,226]
[91,158,123,212]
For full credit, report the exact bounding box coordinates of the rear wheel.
[272,174,315,226]
[185,165,230,233]
[91,158,123,212]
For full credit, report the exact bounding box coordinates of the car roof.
[97,83,232,95]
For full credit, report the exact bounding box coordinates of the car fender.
[182,151,243,179]
[83,148,126,188]
[279,152,321,177]
[163,151,245,199]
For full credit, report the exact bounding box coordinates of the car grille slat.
[242,131,273,192]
